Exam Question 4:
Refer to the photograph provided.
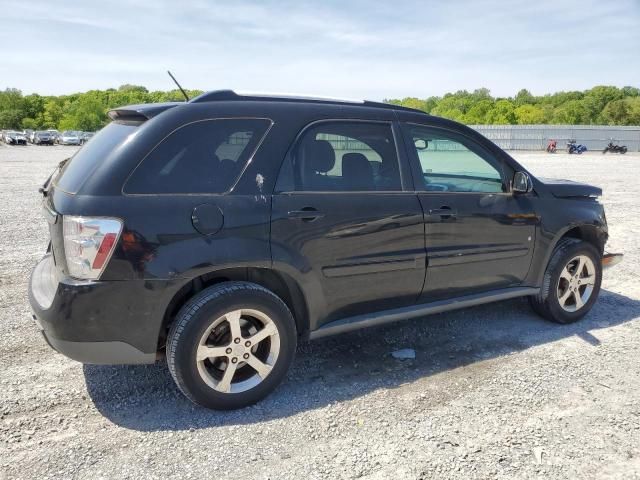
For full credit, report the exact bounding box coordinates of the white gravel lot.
[0,145,639,480]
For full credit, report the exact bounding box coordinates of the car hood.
[538,177,602,198]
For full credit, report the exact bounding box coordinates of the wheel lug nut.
[225,347,232,354]
[231,357,238,364]
[245,341,251,347]
[243,353,249,359]
[234,338,241,344]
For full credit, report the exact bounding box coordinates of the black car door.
[401,123,537,301]
[271,120,426,329]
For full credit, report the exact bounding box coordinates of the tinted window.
[406,126,504,193]
[125,119,271,194]
[285,122,401,192]
[55,122,137,194]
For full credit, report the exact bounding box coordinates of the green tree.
[485,100,516,124]
[464,99,494,124]
[471,88,492,100]
[583,85,624,122]
[600,99,630,125]
[42,100,64,128]
[552,100,588,124]
[514,104,546,124]
[0,88,25,129]
[21,117,39,129]
[625,97,640,125]
[59,95,107,131]
[514,89,534,106]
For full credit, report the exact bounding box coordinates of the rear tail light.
[63,216,123,280]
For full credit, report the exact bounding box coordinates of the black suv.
[29,91,622,409]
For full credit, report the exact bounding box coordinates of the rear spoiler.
[107,102,182,122]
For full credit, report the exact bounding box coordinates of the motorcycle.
[546,139,557,153]
[602,141,627,154]
[567,140,587,154]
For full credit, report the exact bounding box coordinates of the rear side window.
[55,122,138,194]
[125,119,271,194]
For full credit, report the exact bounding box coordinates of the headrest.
[305,140,335,173]
[342,153,372,177]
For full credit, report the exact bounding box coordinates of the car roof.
[190,90,422,113]
[108,90,427,122]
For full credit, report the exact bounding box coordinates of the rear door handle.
[288,208,325,221]
[429,206,457,219]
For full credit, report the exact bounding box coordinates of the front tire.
[167,282,297,410]
[529,238,602,324]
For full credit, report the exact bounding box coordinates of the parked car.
[79,131,94,144]
[44,130,59,142]
[57,130,81,145]
[29,91,623,410]
[33,131,55,145]
[4,130,27,145]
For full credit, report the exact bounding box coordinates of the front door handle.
[429,206,457,220]
[288,207,325,222]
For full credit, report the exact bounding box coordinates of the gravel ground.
[1,145,639,480]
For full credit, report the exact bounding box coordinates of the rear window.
[55,122,138,194]
[124,119,271,194]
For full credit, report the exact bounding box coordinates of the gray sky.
[1,0,638,100]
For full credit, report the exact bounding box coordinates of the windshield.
[54,122,139,194]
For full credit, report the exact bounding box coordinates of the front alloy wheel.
[556,255,597,312]
[529,238,602,324]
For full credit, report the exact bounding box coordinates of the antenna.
[167,70,189,101]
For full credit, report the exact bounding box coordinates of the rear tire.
[167,281,297,410]
[529,238,602,324]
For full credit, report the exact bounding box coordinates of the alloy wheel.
[556,255,596,312]
[196,309,280,393]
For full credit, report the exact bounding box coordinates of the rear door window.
[55,122,138,194]
[125,119,271,194]
[277,121,402,192]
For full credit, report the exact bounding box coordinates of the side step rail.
[309,287,540,340]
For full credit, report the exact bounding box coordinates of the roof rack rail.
[188,90,425,113]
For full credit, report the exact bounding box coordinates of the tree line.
[0,84,638,131]
[0,85,203,132]
[387,86,640,126]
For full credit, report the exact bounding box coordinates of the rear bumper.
[38,328,156,364]
[28,254,179,365]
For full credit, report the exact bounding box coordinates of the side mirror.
[513,171,532,194]
[414,138,428,150]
